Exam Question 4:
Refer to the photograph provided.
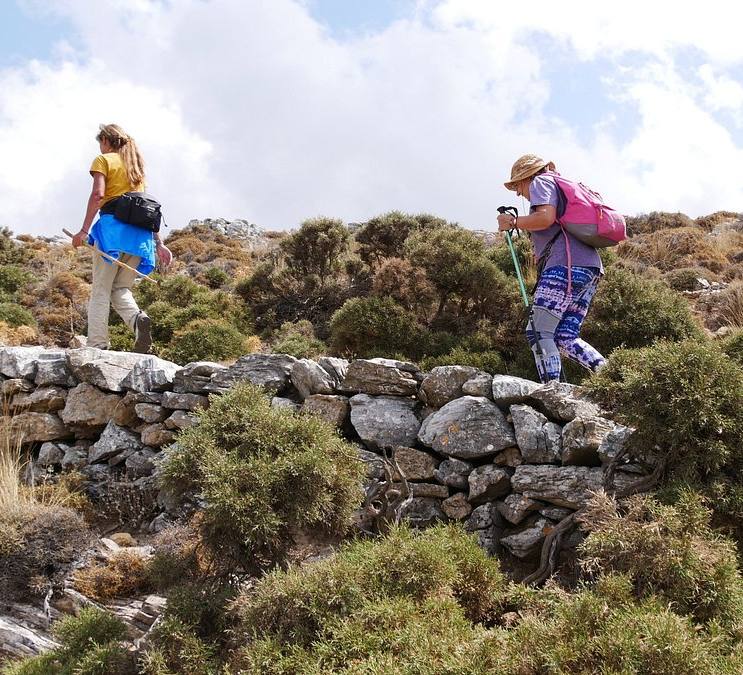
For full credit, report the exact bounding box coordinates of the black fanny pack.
[100,192,165,233]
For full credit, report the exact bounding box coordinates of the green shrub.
[586,339,743,476]
[329,296,422,358]
[0,303,35,328]
[279,217,350,284]
[0,227,28,266]
[720,328,743,366]
[202,266,230,289]
[160,382,364,573]
[107,322,134,352]
[229,524,506,671]
[3,607,133,675]
[355,211,446,266]
[578,491,743,627]
[0,265,34,294]
[270,320,326,359]
[160,318,249,365]
[420,347,505,374]
[583,266,703,356]
[488,234,533,279]
[664,266,719,291]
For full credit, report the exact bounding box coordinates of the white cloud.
[1,0,743,237]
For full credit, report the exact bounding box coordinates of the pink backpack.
[544,171,627,248]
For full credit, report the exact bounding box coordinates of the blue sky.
[1,0,742,236]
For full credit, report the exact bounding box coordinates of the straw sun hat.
[504,154,556,191]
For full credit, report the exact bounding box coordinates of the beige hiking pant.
[87,249,142,349]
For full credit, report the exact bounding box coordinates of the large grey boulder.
[34,350,76,387]
[121,356,180,393]
[173,361,226,393]
[419,366,483,408]
[468,465,511,504]
[161,391,209,411]
[59,383,121,427]
[491,375,541,406]
[418,396,516,459]
[88,421,143,463]
[67,348,148,392]
[461,371,493,398]
[302,394,350,429]
[340,359,419,396]
[510,404,561,464]
[528,381,600,423]
[317,357,349,385]
[0,346,45,379]
[511,465,634,509]
[291,359,336,400]
[561,416,615,466]
[500,517,551,559]
[11,386,67,413]
[465,503,499,532]
[205,354,297,394]
[434,458,473,490]
[5,412,70,443]
[350,394,420,450]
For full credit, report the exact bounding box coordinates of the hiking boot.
[133,312,152,354]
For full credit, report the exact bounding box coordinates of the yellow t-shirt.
[90,153,145,206]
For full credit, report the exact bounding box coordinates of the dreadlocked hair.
[96,123,145,187]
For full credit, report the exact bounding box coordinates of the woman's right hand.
[71,229,89,248]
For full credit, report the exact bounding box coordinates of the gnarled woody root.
[361,447,412,535]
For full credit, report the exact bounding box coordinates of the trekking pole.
[497,206,562,384]
[62,228,159,285]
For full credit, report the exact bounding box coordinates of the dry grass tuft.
[73,550,151,600]
[718,281,743,328]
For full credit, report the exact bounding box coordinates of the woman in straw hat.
[496,154,605,383]
[71,124,172,353]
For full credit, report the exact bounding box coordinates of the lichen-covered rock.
[494,446,523,467]
[161,391,209,411]
[598,424,634,464]
[317,357,349,385]
[121,356,180,393]
[37,442,64,466]
[350,394,420,450]
[164,410,197,430]
[358,448,385,482]
[400,498,445,528]
[561,416,615,466]
[340,359,419,396]
[496,493,542,525]
[528,381,600,423]
[302,394,350,429]
[89,421,143,463]
[6,412,70,443]
[60,383,121,427]
[539,505,573,521]
[140,423,176,447]
[409,483,450,499]
[112,392,140,427]
[173,361,226,393]
[500,517,551,559]
[468,465,511,504]
[392,446,439,480]
[270,397,301,410]
[61,446,88,470]
[1,378,33,397]
[0,346,45,379]
[434,458,473,490]
[67,348,148,392]
[419,366,483,408]
[206,354,297,394]
[461,371,493,398]
[134,403,168,424]
[491,374,540,406]
[442,493,472,520]
[290,359,336,400]
[34,350,76,387]
[465,503,499,531]
[418,396,515,459]
[511,465,634,509]
[11,386,67,413]
[510,404,561,464]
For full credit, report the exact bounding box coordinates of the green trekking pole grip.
[498,206,530,307]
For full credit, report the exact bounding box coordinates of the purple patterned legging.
[525,265,606,383]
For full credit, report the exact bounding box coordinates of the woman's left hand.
[497,213,517,231]
[156,242,173,267]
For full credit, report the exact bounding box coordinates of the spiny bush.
[583,266,703,355]
[270,320,326,359]
[0,503,91,601]
[420,346,505,374]
[279,216,350,284]
[489,233,534,280]
[0,264,34,294]
[201,265,230,289]
[0,227,29,266]
[229,525,506,671]
[696,210,743,230]
[2,606,134,675]
[477,576,743,675]
[664,266,719,291]
[73,550,151,601]
[587,338,743,476]
[159,382,364,573]
[625,211,695,235]
[578,491,743,627]
[355,211,447,266]
[0,302,35,328]
[717,281,743,328]
[329,295,423,358]
[371,256,436,320]
[720,327,743,366]
[161,317,250,364]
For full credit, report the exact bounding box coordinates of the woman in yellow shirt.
[72,124,171,352]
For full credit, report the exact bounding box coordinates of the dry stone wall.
[1,347,645,561]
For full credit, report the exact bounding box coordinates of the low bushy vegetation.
[73,550,151,601]
[269,320,326,358]
[159,382,364,573]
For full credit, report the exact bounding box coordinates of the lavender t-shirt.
[528,174,603,272]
